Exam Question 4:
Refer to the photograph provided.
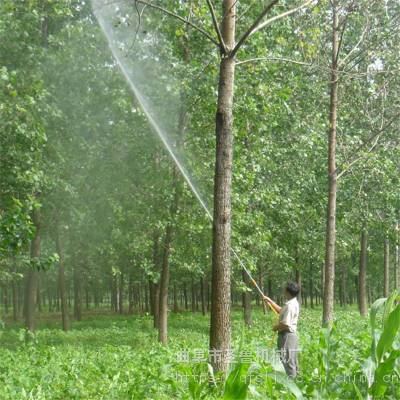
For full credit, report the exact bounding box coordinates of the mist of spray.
[91,0,266,299]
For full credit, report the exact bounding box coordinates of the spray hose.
[231,247,279,316]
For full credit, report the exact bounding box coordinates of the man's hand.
[272,324,279,332]
[262,295,272,303]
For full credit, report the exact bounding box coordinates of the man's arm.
[262,295,282,314]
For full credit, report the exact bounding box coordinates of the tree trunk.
[158,225,173,344]
[149,278,155,315]
[359,229,368,317]
[152,230,160,327]
[209,0,236,375]
[55,223,70,331]
[323,0,339,325]
[383,238,390,297]
[200,277,206,315]
[242,270,252,327]
[158,166,179,345]
[25,207,41,331]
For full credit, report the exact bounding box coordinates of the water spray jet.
[91,0,276,313]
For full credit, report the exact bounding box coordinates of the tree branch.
[336,110,400,180]
[339,16,370,68]
[230,0,279,58]
[251,0,313,35]
[132,0,219,46]
[236,56,311,67]
[205,0,227,53]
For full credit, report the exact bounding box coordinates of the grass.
[0,305,398,399]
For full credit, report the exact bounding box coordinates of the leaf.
[353,383,364,400]
[376,304,400,362]
[222,363,250,400]
[369,350,400,398]
[266,371,304,400]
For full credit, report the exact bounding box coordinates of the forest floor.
[0,306,395,399]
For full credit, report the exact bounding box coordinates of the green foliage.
[366,291,400,399]
[1,307,399,399]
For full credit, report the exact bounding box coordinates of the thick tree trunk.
[209,0,236,375]
[158,225,173,344]
[383,238,390,297]
[55,224,70,331]
[359,229,368,317]
[25,207,41,331]
[242,270,252,327]
[323,1,339,325]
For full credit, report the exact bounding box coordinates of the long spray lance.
[93,2,278,317]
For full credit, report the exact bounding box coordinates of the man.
[263,282,300,378]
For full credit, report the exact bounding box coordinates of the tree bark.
[25,207,41,331]
[359,229,368,317]
[209,0,236,375]
[383,238,390,297]
[55,223,70,331]
[323,0,339,325]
